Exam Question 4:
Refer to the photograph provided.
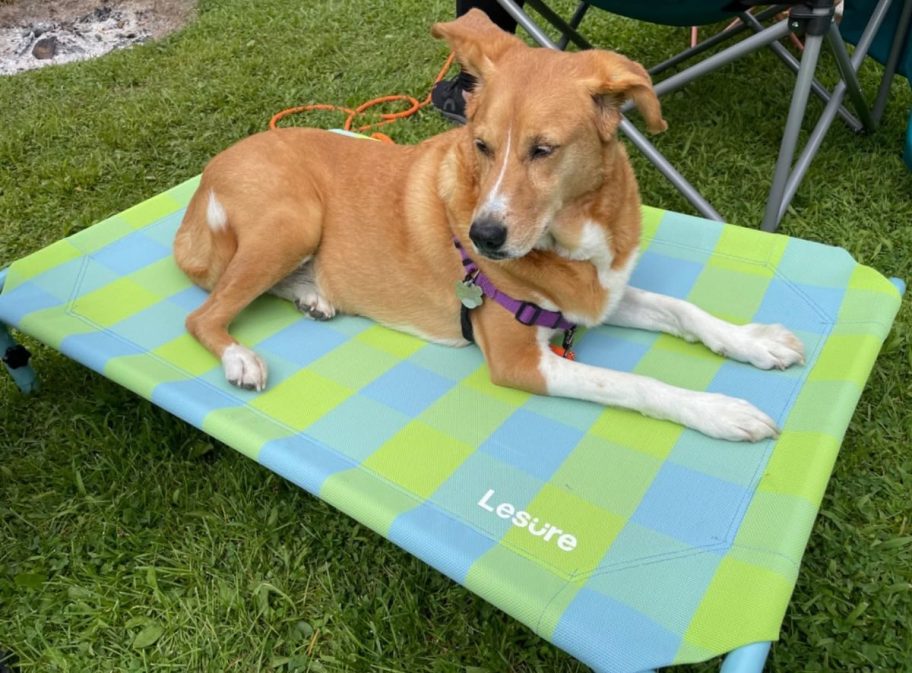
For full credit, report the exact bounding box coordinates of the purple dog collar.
[453,238,578,333]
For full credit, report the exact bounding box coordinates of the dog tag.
[455,280,484,309]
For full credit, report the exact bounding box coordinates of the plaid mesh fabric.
[0,176,902,673]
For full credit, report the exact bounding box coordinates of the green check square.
[684,556,792,652]
[69,214,132,255]
[249,369,351,430]
[4,239,81,292]
[165,176,202,203]
[153,333,217,377]
[130,257,194,299]
[466,545,584,635]
[687,265,770,323]
[320,468,421,536]
[589,407,683,460]
[731,491,815,580]
[18,305,94,349]
[308,339,398,390]
[362,421,475,499]
[71,277,162,327]
[120,192,182,228]
[636,339,723,390]
[231,296,300,345]
[419,384,516,446]
[501,483,624,578]
[758,431,840,503]
[203,406,297,460]
[463,365,530,406]
[103,352,190,399]
[809,333,882,384]
[711,224,788,269]
[356,324,426,358]
[640,205,664,244]
[551,434,661,518]
[784,380,861,436]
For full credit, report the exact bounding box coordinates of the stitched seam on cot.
[534,569,584,636]
[573,299,834,579]
[728,543,803,572]
[712,319,831,551]
[641,236,840,323]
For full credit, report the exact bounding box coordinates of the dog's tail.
[173,186,238,291]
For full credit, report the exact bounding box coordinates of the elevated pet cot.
[493,0,912,231]
[0,176,903,673]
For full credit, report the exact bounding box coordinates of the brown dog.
[173,9,803,441]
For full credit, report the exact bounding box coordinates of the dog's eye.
[474,138,492,157]
[530,145,556,160]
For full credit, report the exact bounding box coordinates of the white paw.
[222,344,268,391]
[737,323,805,370]
[294,294,336,321]
[683,393,779,442]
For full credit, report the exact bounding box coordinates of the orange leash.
[269,53,457,142]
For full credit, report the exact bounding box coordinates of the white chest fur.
[537,221,637,326]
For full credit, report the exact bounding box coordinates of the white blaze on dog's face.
[432,9,665,260]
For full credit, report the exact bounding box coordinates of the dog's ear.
[578,50,667,138]
[431,8,524,83]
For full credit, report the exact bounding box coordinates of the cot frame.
[0,261,773,672]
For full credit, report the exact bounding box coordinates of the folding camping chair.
[495,0,912,230]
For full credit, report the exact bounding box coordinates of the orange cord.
[269,53,457,142]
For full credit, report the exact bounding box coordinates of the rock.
[32,36,58,60]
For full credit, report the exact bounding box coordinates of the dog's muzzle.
[469,216,507,258]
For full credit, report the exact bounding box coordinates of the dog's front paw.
[738,323,805,370]
[222,344,268,391]
[682,393,779,442]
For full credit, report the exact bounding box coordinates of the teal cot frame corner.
[635,641,771,673]
[0,267,38,394]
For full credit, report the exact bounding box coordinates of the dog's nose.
[469,217,507,256]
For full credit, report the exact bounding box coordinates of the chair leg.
[872,0,912,123]
[762,30,826,231]
[739,11,863,131]
[775,0,896,223]
[826,23,877,131]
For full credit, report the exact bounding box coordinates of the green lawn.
[1,1,911,671]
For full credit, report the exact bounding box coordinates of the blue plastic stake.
[0,268,39,394]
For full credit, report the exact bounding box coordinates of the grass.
[1,0,911,671]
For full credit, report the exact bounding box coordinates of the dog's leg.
[536,347,778,441]
[186,240,316,391]
[476,318,777,441]
[607,287,804,370]
[269,259,336,321]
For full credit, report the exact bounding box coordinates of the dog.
[173,9,804,442]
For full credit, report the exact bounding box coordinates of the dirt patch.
[0,0,196,76]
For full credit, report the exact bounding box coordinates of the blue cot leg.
[0,268,38,394]
[720,642,772,673]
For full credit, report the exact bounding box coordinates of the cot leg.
[721,641,772,673]
[0,269,38,394]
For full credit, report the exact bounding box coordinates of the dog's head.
[432,9,665,260]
